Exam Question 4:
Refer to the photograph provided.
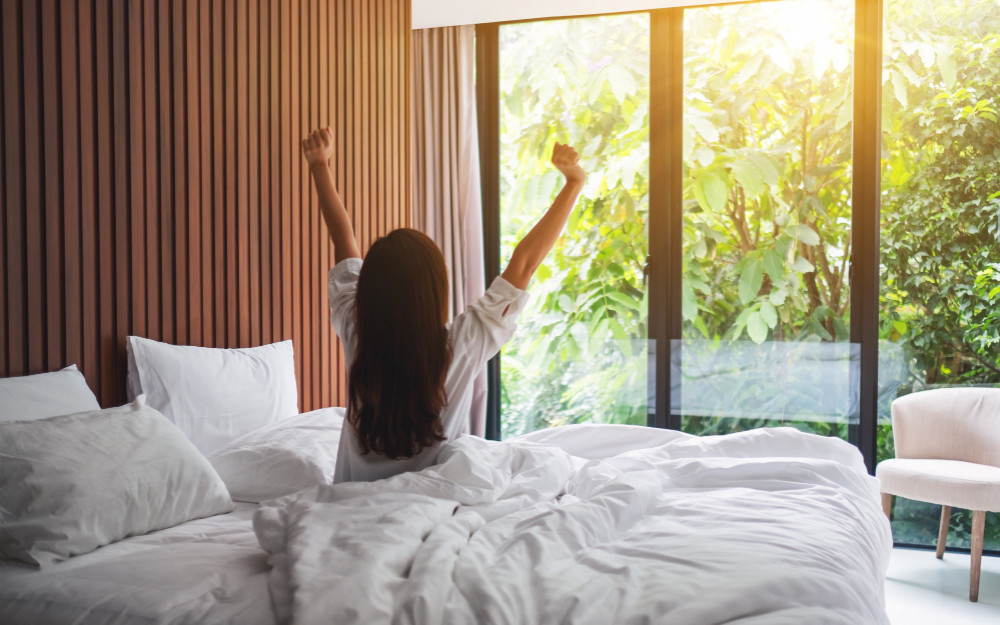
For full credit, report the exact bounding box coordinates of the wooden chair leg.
[936,505,951,559]
[881,493,892,520]
[970,510,985,602]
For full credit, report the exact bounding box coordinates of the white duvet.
[254,425,892,625]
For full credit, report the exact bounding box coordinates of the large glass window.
[487,2,999,554]
[879,0,1000,551]
[498,15,650,438]
[678,0,857,439]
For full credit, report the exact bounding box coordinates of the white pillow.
[0,397,234,567]
[208,407,345,503]
[0,365,101,422]
[126,336,299,455]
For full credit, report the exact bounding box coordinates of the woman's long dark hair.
[347,228,451,459]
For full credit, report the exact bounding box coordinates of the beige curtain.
[412,25,488,436]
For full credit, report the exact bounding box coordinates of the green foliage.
[681,2,855,347]
[880,0,1000,388]
[499,16,651,436]
[496,0,1000,473]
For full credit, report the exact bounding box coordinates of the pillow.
[0,365,101,422]
[126,336,298,455]
[0,397,234,567]
[208,407,345,503]
[513,423,691,459]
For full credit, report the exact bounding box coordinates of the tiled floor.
[885,547,1000,624]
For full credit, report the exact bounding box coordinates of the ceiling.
[411,0,732,29]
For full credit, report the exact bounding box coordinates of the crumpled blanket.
[254,426,892,625]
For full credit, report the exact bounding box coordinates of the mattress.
[0,503,275,625]
[0,423,891,625]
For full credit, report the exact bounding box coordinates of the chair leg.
[936,505,951,559]
[881,493,892,520]
[970,510,985,602]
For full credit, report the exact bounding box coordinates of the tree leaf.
[790,257,815,273]
[763,248,785,282]
[739,259,764,305]
[936,44,956,87]
[694,146,716,167]
[748,153,779,187]
[605,290,640,312]
[731,157,765,198]
[688,113,720,143]
[891,69,908,108]
[558,294,574,313]
[695,170,729,213]
[795,224,821,246]
[760,301,778,329]
[682,282,698,321]
[747,311,768,344]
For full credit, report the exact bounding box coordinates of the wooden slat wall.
[0,0,411,411]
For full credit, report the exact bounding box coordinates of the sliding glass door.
[878,0,1000,551]
[497,15,650,438]
[480,0,999,558]
[677,0,857,439]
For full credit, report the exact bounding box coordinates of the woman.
[301,126,585,483]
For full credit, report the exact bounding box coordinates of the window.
[479,0,999,556]
[679,0,856,439]
[498,15,650,438]
[879,0,1000,551]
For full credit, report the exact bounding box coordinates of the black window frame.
[476,0,882,475]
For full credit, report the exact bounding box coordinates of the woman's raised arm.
[302,126,361,263]
[501,142,586,290]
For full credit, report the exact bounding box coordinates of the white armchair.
[876,387,1000,602]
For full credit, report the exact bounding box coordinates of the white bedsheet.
[255,426,892,625]
[0,503,275,625]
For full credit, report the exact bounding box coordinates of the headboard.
[1,0,411,411]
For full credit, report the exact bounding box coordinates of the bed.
[0,357,892,625]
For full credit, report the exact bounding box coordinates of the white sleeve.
[449,276,530,369]
[327,258,364,359]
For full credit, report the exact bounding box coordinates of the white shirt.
[328,257,529,483]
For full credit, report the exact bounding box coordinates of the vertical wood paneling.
[128,0,147,349]
[171,0,188,347]
[95,0,116,402]
[223,0,237,349]
[0,3,7,375]
[236,0,250,347]
[2,0,410,410]
[198,0,213,346]
[58,3,83,365]
[211,0,225,347]
[112,0,130,404]
[317,0,329,408]
[186,0,202,347]
[267,0,280,350]
[22,1,45,374]
[279,0,291,368]
[40,0,64,372]
[248,0,261,349]
[302,0,323,405]
[78,0,99,390]
[155,0,174,346]
[142,0,160,342]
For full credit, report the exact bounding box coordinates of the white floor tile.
[885,547,1000,624]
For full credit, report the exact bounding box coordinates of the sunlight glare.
[774,0,838,52]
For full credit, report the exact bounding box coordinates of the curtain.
[412,25,488,437]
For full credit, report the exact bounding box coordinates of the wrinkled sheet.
[254,426,892,625]
[0,503,275,625]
